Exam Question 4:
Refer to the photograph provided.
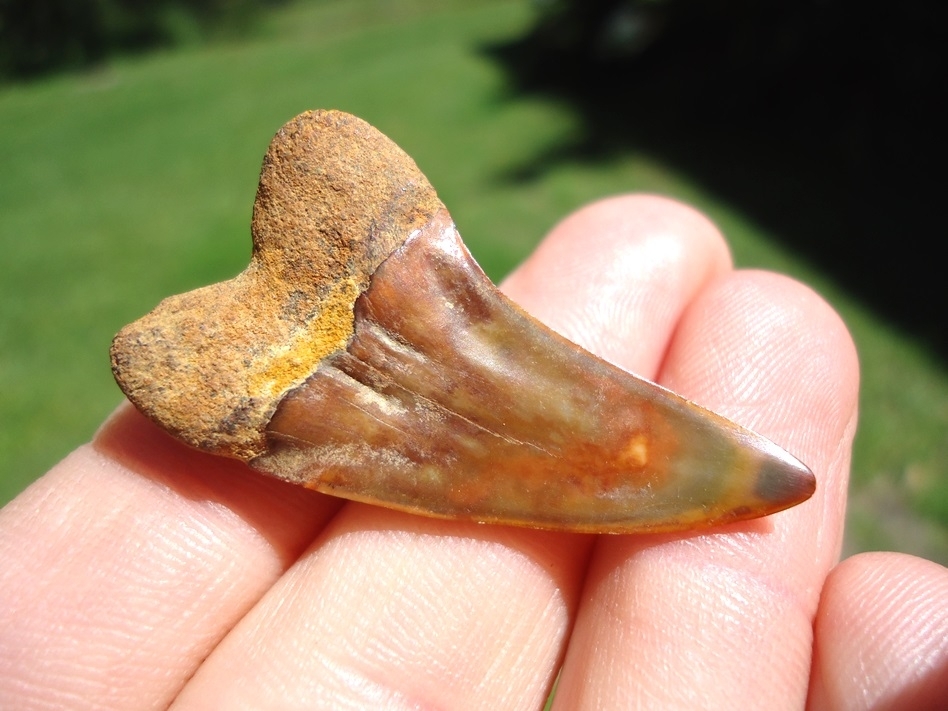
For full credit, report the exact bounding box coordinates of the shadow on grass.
[482,1,947,357]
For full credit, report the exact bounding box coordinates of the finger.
[554,271,860,709]
[501,193,732,374]
[0,405,341,711]
[809,552,948,711]
[169,195,733,710]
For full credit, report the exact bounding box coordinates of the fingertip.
[661,269,860,479]
[503,194,733,302]
[501,194,733,376]
[811,552,948,711]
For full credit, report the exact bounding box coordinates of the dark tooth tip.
[756,450,816,508]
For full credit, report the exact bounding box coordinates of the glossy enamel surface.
[255,209,815,533]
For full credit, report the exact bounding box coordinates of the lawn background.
[2,0,946,562]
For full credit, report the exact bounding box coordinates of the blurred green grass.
[1,0,946,562]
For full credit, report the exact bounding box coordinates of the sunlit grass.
[1,0,946,562]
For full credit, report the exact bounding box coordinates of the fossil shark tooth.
[110,109,815,534]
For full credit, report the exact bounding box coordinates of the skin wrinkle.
[307,653,436,711]
[810,553,948,711]
[502,195,732,374]
[665,271,821,386]
[1,416,344,711]
[862,572,944,686]
[169,505,578,711]
[339,667,437,711]
[491,584,566,687]
[360,539,562,706]
[498,592,566,699]
[643,546,814,631]
[803,382,858,577]
[845,592,890,706]
[690,584,809,706]
[94,405,342,568]
[362,580,448,678]
[688,281,801,413]
[598,598,724,708]
[914,634,948,680]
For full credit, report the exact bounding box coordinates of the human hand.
[2,195,946,710]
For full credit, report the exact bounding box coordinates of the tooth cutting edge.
[110,109,815,533]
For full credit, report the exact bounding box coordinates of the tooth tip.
[755,450,816,509]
